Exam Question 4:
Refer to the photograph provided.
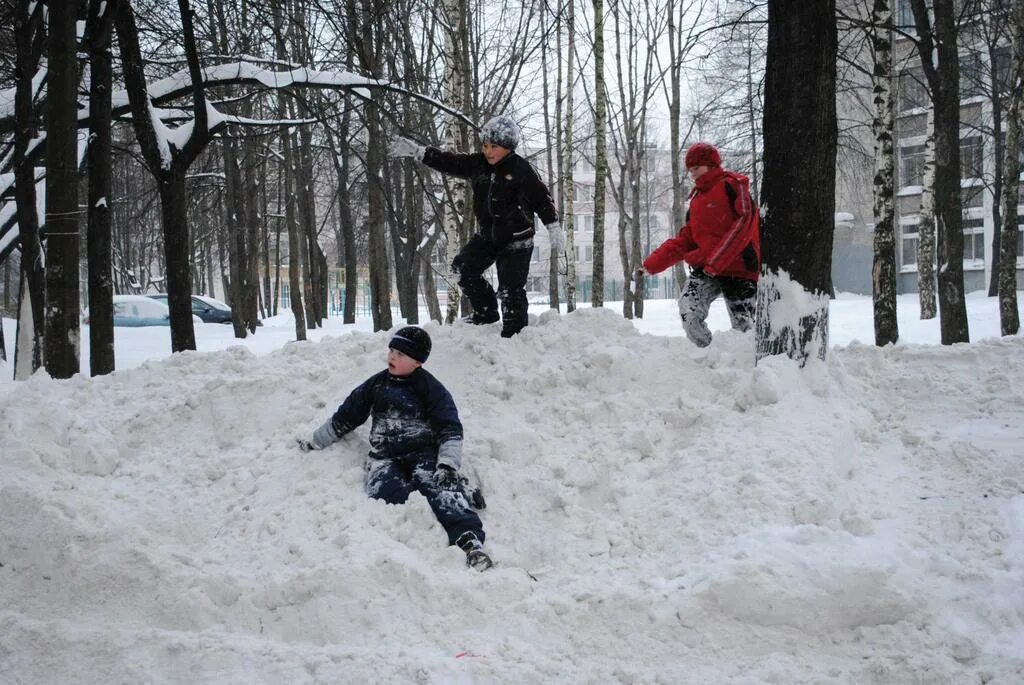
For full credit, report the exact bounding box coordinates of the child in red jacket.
[638,142,760,347]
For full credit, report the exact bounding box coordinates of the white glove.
[547,222,565,253]
[390,135,423,160]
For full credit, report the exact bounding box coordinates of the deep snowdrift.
[2,308,1023,683]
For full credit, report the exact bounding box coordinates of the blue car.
[148,294,233,324]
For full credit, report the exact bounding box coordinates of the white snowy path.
[1,297,1023,683]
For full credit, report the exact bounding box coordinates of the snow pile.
[2,307,1023,683]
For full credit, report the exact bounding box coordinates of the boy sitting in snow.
[295,326,492,571]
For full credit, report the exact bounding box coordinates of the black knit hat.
[389,326,431,363]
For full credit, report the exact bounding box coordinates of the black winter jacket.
[326,367,464,467]
[422,148,558,246]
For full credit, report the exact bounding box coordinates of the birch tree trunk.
[441,0,471,324]
[871,0,899,346]
[756,0,837,365]
[563,0,578,312]
[910,0,969,344]
[44,0,81,378]
[550,1,565,310]
[591,0,607,307]
[917,105,937,319]
[999,0,1023,336]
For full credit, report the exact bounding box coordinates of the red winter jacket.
[643,166,760,281]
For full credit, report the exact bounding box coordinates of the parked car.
[148,293,233,324]
[84,294,201,327]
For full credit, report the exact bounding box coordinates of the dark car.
[148,294,233,324]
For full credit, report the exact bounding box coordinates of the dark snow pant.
[365,454,485,545]
[678,268,757,347]
[452,233,533,337]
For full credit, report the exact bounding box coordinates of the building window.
[961,135,983,179]
[960,52,985,99]
[962,217,985,263]
[570,184,593,203]
[994,45,1013,95]
[901,233,919,267]
[281,284,290,309]
[1017,216,1024,258]
[532,246,540,263]
[898,70,929,112]
[577,214,593,232]
[900,220,920,268]
[899,144,927,187]
[585,245,594,262]
[895,0,916,30]
[962,185,984,208]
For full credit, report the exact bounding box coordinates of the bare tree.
[757,0,838,364]
[86,0,119,376]
[909,0,970,344]
[870,0,899,345]
[999,0,1022,335]
[591,0,608,307]
[44,0,82,378]
[563,0,578,312]
[11,2,46,378]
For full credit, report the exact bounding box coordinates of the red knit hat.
[685,142,721,169]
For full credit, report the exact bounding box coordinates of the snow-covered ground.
[2,292,1023,683]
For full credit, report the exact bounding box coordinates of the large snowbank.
[1,297,1023,683]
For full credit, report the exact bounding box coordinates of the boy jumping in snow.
[390,115,562,338]
[296,326,492,571]
[637,142,760,348]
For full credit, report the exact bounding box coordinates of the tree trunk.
[13,3,46,377]
[298,123,322,328]
[87,0,117,376]
[365,99,394,332]
[223,137,250,337]
[871,0,899,346]
[44,0,82,378]
[440,0,470,324]
[591,0,607,308]
[564,0,577,312]
[159,169,198,351]
[910,0,969,344]
[999,0,1023,336]
[550,1,565,310]
[917,105,937,319]
[757,0,837,365]
[282,127,307,340]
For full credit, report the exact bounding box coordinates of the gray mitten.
[433,464,461,491]
[390,136,424,161]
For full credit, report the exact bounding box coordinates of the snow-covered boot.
[456,531,493,571]
[460,310,499,325]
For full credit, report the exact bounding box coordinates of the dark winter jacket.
[422,147,558,246]
[643,166,760,281]
[314,367,464,468]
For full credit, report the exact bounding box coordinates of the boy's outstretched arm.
[296,375,377,451]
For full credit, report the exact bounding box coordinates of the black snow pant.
[365,454,485,546]
[678,268,757,347]
[452,233,533,337]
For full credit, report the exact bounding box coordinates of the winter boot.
[460,310,499,325]
[456,531,493,571]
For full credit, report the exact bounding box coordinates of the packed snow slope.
[2,308,1023,683]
